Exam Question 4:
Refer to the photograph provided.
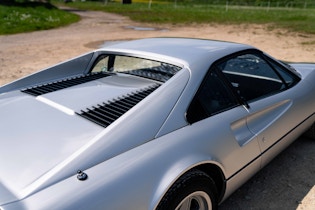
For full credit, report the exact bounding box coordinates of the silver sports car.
[1,38,315,210]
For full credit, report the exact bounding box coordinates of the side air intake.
[77,84,160,127]
[21,72,110,96]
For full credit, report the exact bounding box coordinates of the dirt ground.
[1,8,315,209]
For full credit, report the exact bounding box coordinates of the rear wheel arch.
[194,163,226,202]
[156,169,218,210]
[154,163,226,210]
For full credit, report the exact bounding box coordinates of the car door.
[216,51,301,166]
[186,69,261,178]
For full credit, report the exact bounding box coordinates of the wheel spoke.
[176,197,192,210]
[157,170,217,210]
[175,191,212,210]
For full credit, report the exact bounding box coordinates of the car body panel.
[0,92,103,203]
[1,106,260,210]
[0,62,190,205]
[0,53,95,94]
[1,38,315,209]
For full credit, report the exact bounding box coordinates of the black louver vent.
[21,72,110,96]
[77,84,160,128]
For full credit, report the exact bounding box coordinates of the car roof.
[100,38,254,67]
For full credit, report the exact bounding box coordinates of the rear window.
[91,54,182,82]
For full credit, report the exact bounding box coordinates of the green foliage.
[1,0,314,35]
[0,1,79,35]
[61,0,315,34]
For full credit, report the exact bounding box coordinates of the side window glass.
[91,55,110,73]
[217,53,285,102]
[187,70,238,124]
[267,59,297,87]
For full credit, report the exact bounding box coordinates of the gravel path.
[0,8,315,210]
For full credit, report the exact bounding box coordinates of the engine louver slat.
[21,72,110,96]
[77,84,160,127]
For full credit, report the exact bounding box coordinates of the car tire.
[156,169,218,210]
[304,123,315,139]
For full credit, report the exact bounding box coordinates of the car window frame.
[186,49,301,124]
[89,53,183,82]
[214,49,301,103]
[186,67,242,124]
[262,54,301,88]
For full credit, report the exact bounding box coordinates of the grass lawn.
[1,0,314,35]
[59,0,315,34]
[0,1,80,35]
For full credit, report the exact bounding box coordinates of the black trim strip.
[21,72,110,96]
[76,84,160,127]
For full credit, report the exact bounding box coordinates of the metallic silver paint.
[1,38,315,209]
